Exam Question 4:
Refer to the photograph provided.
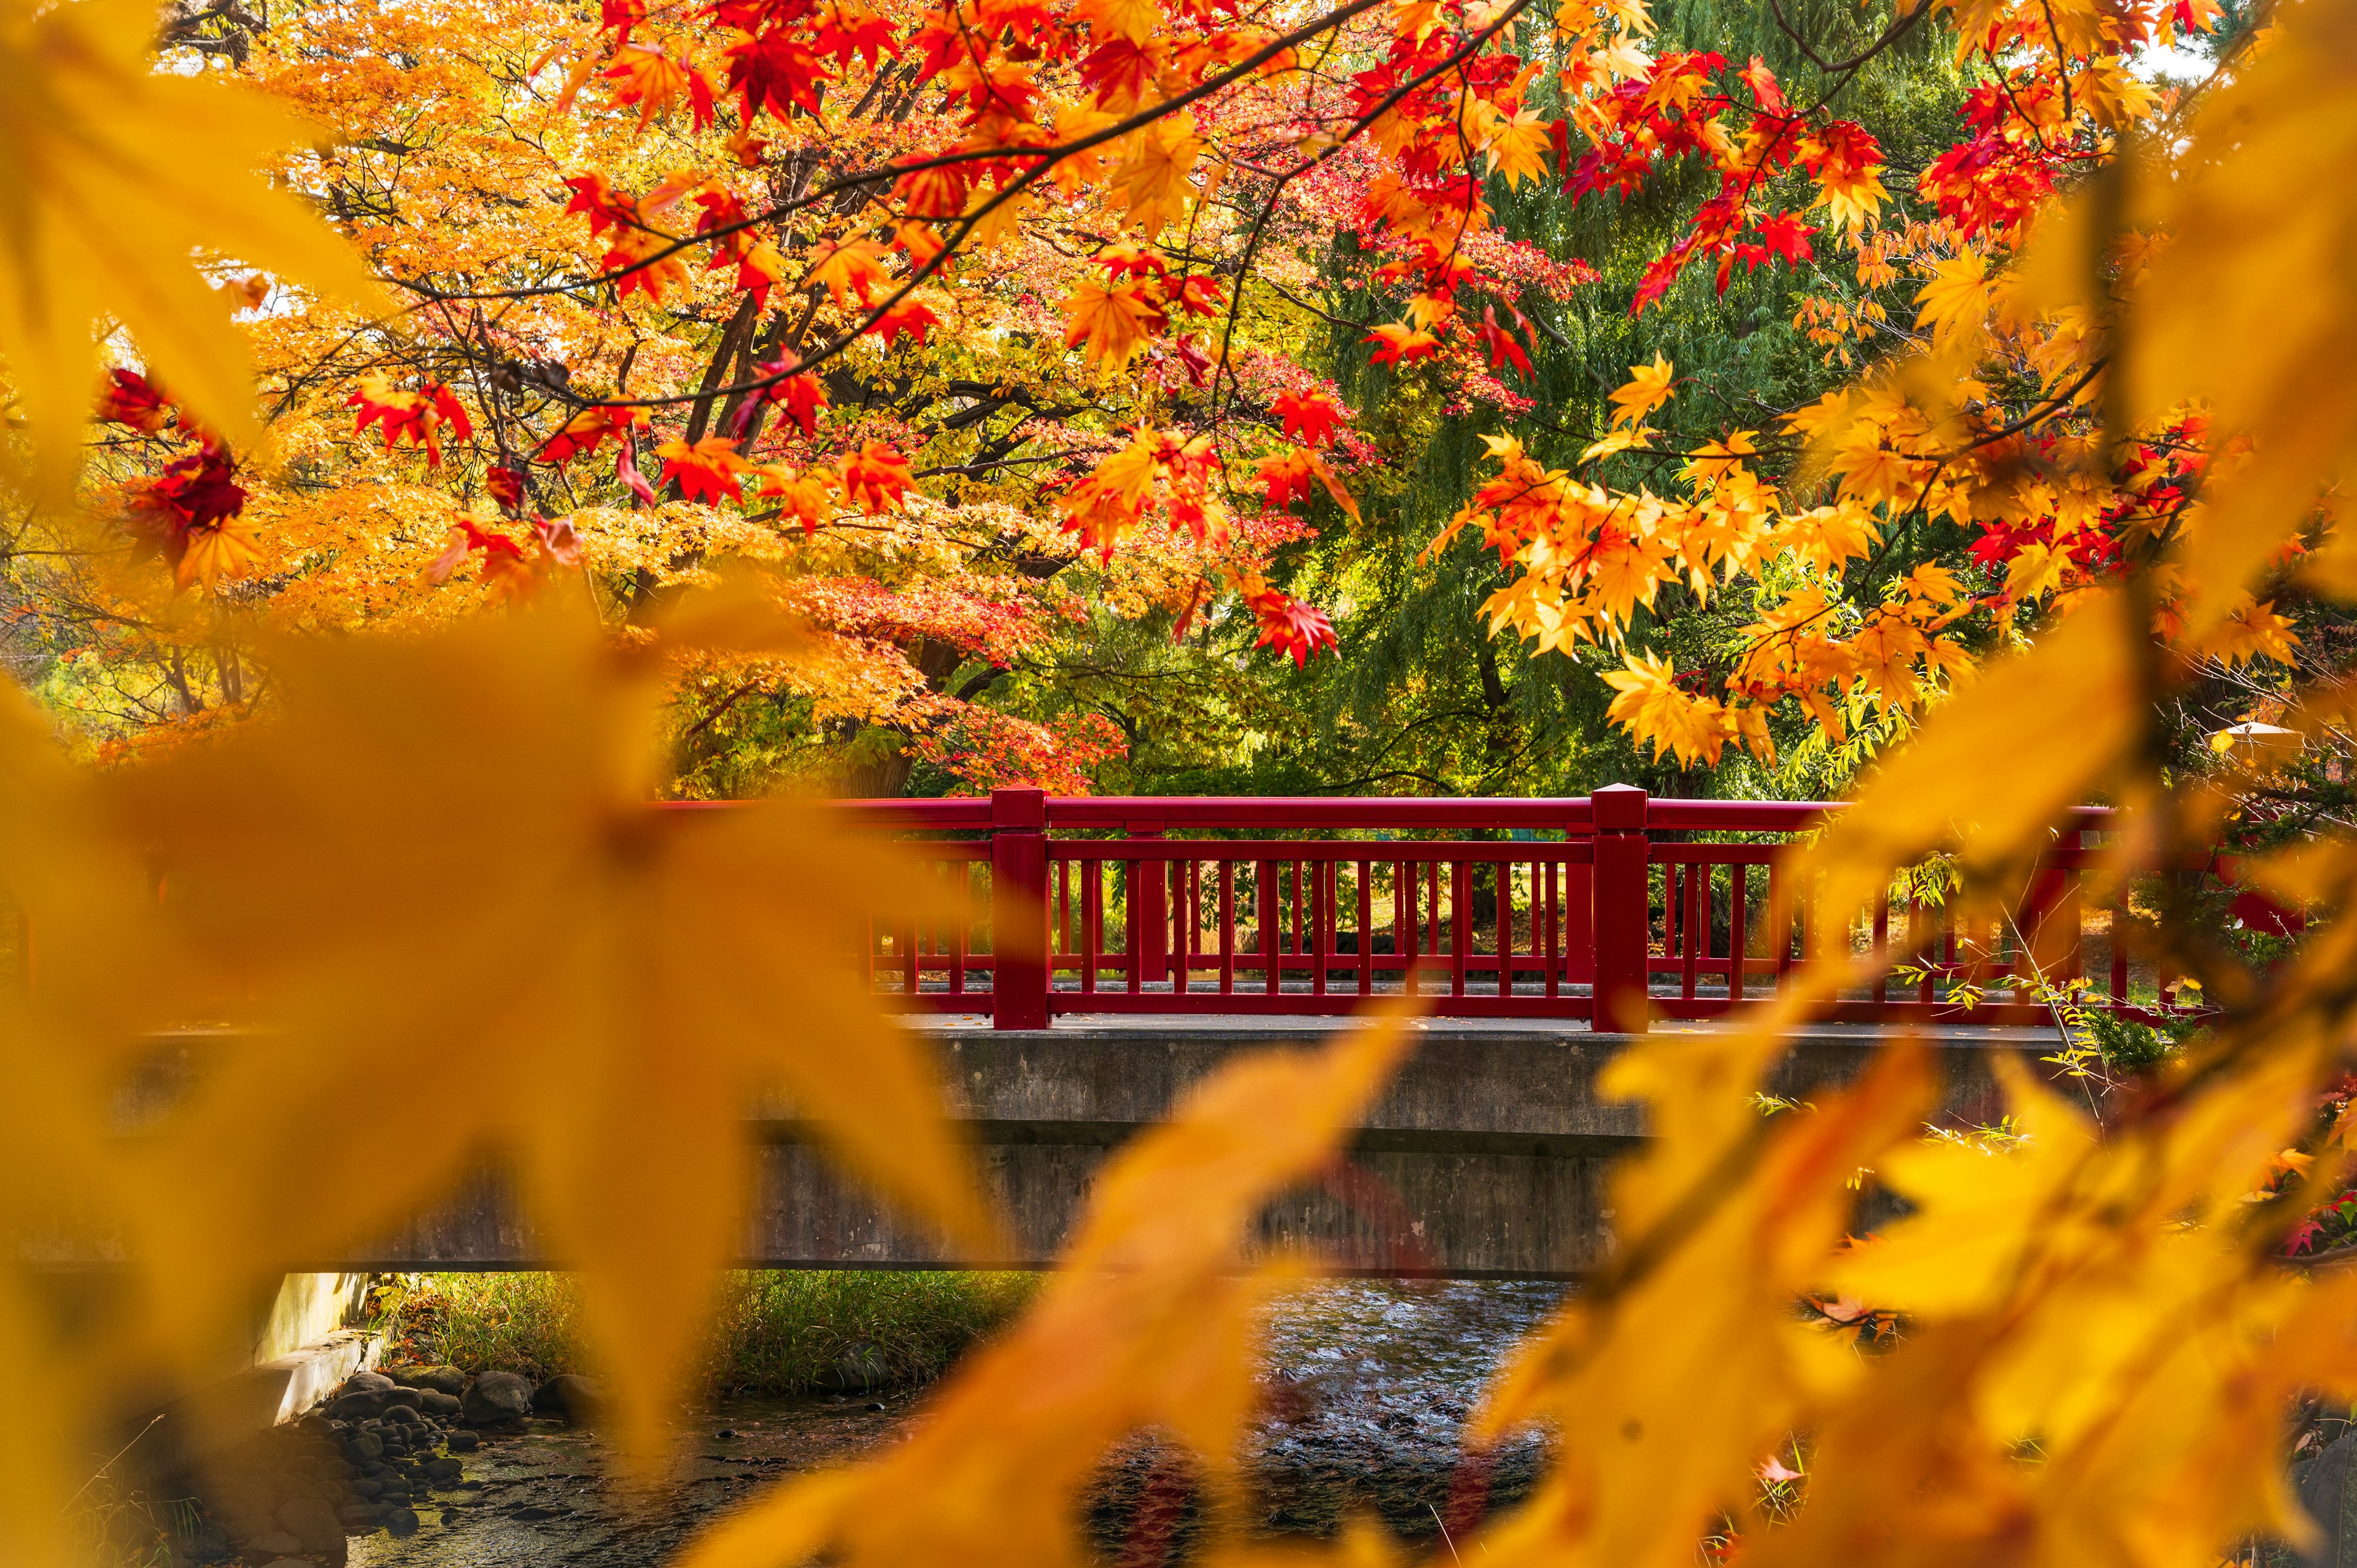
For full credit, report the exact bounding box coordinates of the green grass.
[376,1270,1039,1394]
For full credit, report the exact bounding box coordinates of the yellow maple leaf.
[1062,277,1162,368]
[1609,353,1676,429]
[671,1008,1420,1568]
[1110,113,1205,238]
[0,0,382,488]
[804,238,892,307]
[1913,249,1992,349]
[90,606,1000,1470]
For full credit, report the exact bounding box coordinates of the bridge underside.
[339,1018,2054,1280]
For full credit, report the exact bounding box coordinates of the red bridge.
[840,785,2169,1033]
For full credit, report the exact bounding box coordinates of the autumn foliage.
[10,0,2357,1562]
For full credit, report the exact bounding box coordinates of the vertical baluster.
[1126,855,1142,996]
[1056,858,1072,983]
[1728,862,1747,1005]
[1918,898,1936,1003]
[1770,867,1793,987]
[1293,860,1307,988]
[1310,859,1328,997]
[1451,859,1470,998]
[1872,894,1890,1003]
[1218,860,1236,995]
[1080,857,1101,994]
[1358,859,1374,997]
[2110,895,2129,1006]
[1544,859,1560,1000]
[1662,863,1679,983]
[1681,859,1702,1004]
[1260,857,1281,995]
[1395,857,1412,996]
[1499,860,1515,998]
[1426,861,1442,965]
[949,858,969,998]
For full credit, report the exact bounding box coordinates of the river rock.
[460,1370,535,1425]
[815,1343,891,1393]
[245,1532,301,1560]
[532,1374,607,1421]
[446,1431,480,1453]
[275,1497,343,1555]
[389,1365,469,1397]
[338,1370,394,1396]
[2301,1431,2357,1565]
[424,1458,463,1486]
[324,1391,385,1422]
[382,1508,420,1538]
[417,1389,462,1418]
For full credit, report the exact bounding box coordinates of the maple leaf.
[733,240,791,309]
[806,238,892,306]
[540,404,648,464]
[1272,388,1349,446]
[1478,304,1536,378]
[658,436,752,504]
[82,608,1000,1477]
[1609,353,1676,428]
[671,1014,1411,1567]
[871,296,943,348]
[1063,279,1164,369]
[1741,55,1786,115]
[726,28,827,119]
[1256,447,1360,520]
[749,361,829,437]
[1109,113,1204,237]
[563,172,637,238]
[811,0,894,66]
[892,160,972,218]
[753,463,839,533]
[1485,106,1556,190]
[1756,210,1817,267]
[1247,585,1341,666]
[348,377,474,465]
[605,43,717,130]
[0,0,381,488]
[1914,249,1992,347]
[838,441,916,512]
[486,465,528,511]
[1364,322,1439,366]
[96,368,173,434]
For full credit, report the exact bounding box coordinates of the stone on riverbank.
[533,1374,606,1421]
[460,1370,534,1425]
[389,1365,468,1397]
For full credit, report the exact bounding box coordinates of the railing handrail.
[703,794,2122,837]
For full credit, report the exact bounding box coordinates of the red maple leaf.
[1477,304,1535,378]
[871,296,942,348]
[1272,388,1349,447]
[1247,589,1338,667]
[96,368,173,433]
[726,28,827,120]
[1756,210,1817,266]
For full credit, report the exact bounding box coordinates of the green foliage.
[378,1271,1038,1394]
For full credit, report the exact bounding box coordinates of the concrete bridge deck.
[354,1015,2060,1280]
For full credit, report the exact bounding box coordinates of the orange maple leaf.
[657,435,751,504]
[838,441,916,513]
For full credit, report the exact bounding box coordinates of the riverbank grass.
[376,1270,1037,1392]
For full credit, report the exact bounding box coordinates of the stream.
[347,1280,1567,1568]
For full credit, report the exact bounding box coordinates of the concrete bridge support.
[345,1018,2057,1279]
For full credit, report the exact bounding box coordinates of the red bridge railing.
[826,786,2193,1032]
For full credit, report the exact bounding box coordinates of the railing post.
[990,786,1049,1030]
[1128,822,1167,984]
[1591,784,1651,1034]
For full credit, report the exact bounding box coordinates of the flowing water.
[349,1280,1567,1568]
